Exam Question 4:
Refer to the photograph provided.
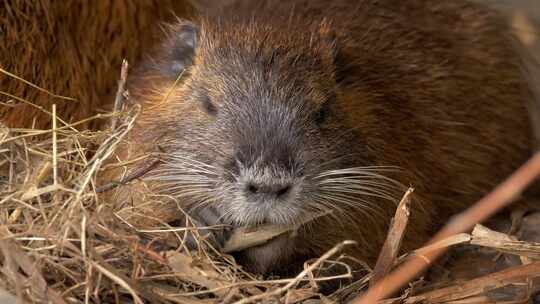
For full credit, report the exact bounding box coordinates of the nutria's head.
[128,16,398,230]
[117,0,535,276]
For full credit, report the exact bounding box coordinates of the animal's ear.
[319,19,349,82]
[169,20,199,75]
[318,19,339,63]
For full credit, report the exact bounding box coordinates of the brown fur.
[0,1,192,129]
[107,0,535,275]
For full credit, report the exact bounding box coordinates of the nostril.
[244,181,293,199]
[276,185,291,197]
[247,184,259,194]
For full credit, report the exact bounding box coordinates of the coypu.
[0,1,192,129]
[107,0,536,275]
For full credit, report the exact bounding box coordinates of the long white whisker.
[156,181,214,188]
[320,183,401,198]
[313,193,381,218]
[313,166,400,179]
[319,187,396,202]
[165,153,218,169]
[152,167,217,176]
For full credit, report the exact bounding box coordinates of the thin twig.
[0,91,75,131]
[405,260,540,303]
[1,112,115,145]
[52,104,58,186]
[0,67,76,101]
[95,158,161,193]
[110,60,129,131]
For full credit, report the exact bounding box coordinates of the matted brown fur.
[106,0,535,276]
[0,1,193,129]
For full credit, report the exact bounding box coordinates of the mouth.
[224,201,305,227]
[223,201,330,231]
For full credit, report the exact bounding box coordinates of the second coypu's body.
[0,1,192,129]
[109,0,535,274]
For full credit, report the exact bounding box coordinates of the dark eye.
[315,102,330,125]
[201,95,217,116]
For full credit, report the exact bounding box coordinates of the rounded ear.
[169,20,199,75]
[318,19,351,83]
[318,18,339,63]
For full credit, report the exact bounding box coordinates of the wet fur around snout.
[106,0,535,275]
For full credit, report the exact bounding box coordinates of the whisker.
[319,177,400,186]
[165,153,218,169]
[188,197,221,214]
[318,178,400,190]
[150,168,217,175]
[313,193,382,218]
[312,193,387,230]
[168,189,213,198]
[155,181,215,188]
[322,191,387,215]
[151,167,217,177]
[309,198,352,227]
[319,186,396,202]
[313,166,400,179]
[320,183,401,198]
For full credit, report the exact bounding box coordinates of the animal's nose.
[244,181,293,200]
